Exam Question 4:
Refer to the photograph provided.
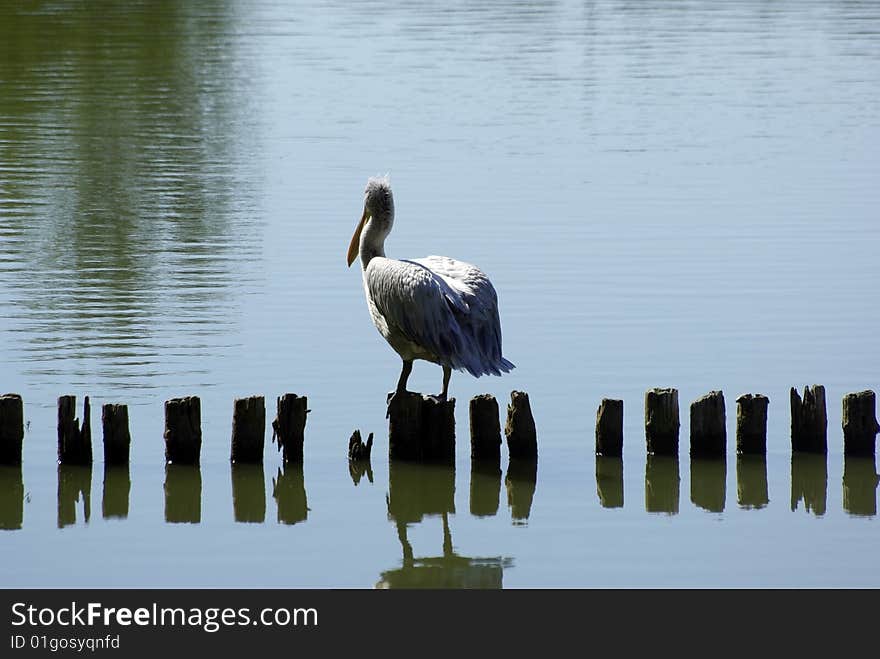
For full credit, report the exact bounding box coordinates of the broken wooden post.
[690,457,726,512]
[842,390,879,457]
[736,394,769,455]
[58,395,92,465]
[271,394,308,463]
[231,395,266,464]
[164,396,201,465]
[595,398,623,457]
[0,394,24,466]
[645,388,679,455]
[101,403,130,465]
[790,385,827,454]
[102,465,130,520]
[164,464,201,524]
[388,392,455,463]
[505,391,537,459]
[231,463,266,523]
[595,456,623,509]
[645,455,679,514]
[348,429,373,461]
[690,390,726,458]
[470,394,501,462]
[736,455,768,509]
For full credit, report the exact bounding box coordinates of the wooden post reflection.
[595,456,623,509]
[645,455,679,514]
[0,465,24,530]
[736,455,769,509]
[164,464,201,524]
[505,459,537,524]
[790,454,827,516]
[470,462,501,517]
[231,463,266,523]
[843,456,878,517]
[272,463,307,525]
[58,464,92,528]
[102,465,130,519]
[690,457,726,513]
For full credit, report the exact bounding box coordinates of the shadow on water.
[102,465,130,520]
[470,461,501,517]
[0,466,24,530]
[645,455,679,515]
[58,465,92,528]
[505,458,538,524]
[272,464,308,525]
[790,453,827,516]
[377,461,511,589]
[231,464,266,524]
[843,456,879,517]
[736,455,769,510]
[690,457,726,513]
[164,464,201,524]
[595,456,623,509]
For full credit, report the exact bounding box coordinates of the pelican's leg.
[438,365,452,401]
[387,359,413,417]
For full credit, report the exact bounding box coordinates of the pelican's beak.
[347,207,368,267]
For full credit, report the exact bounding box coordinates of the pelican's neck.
[359,213,392,270]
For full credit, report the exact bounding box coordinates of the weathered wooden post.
[164,396,201,465]
[645,455,680,514]
[842,390,879,457]
[595,398,623,457]
[102,465,130,520]
[736,394,769,455]
[272,464,308,525]
[231,463,266,523]
[505,391,537,459]
[388,392,455,463]
[690,391,726,457]
[736,455,768,509]
[231,395,266,464]
[271,394,308,463]
[58,395,92,465]
[690,457,726,513]
[102,404,131,466]
[790,385,827,453]
[0,394,24,466]
[645,388,679,455]
[164,464,201,524]
[348,430,374,485]
[470,394,501,462]
[595,456,623,509]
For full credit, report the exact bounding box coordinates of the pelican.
[347,176,514,403]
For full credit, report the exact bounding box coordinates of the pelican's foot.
[386,390,412,418]
[425,393,448,404]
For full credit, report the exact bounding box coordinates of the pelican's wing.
[366,256,514,377]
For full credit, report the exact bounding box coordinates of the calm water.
[1,0,878,587]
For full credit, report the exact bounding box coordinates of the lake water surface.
[1,0,878,587]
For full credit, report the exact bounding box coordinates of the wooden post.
[842,390,879,457]
[164,397,201,465]
[271,394,308,464]
[645,388,679,455]
[388,392,455,463]
[348,430,373,461]
[505,391,537,460]
[736,455,768,509]
[102,404,131,465]
[595,456,623,509]
[595,398,623,457]
[58,395,92,465]
[736,394,769,455]
[690,390,726,457]
[231,395,266,464]
[102,465,130,520]
[791,385,827,454]
[469,394,501,462]
[0,394,24,466]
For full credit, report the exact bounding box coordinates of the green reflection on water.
[57,464,92,528]
[0,466,25,530]
[790,453,827,517]
[736,455,769,510]
[164,464,201,524]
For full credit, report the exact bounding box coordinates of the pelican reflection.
[0,465,24,530]
[58,464,92,528]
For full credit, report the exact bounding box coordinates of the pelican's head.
[347,176,395,267]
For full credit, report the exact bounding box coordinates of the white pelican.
[347,176,514,403]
